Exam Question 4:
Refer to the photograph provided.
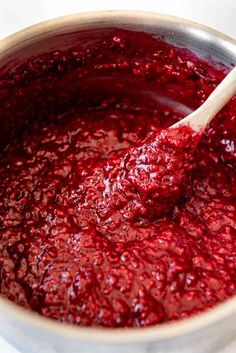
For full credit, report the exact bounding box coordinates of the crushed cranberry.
[0,28,235,328]
[56,125,196,244]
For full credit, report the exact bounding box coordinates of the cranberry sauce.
[0,29,235,328]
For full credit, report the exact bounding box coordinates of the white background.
[0,0,236,40]
[0,1,235,352]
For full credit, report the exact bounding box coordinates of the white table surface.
[0,1,235,352]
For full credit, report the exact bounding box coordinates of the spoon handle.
[172,66,236,131]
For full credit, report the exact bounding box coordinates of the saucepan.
[0,11,235,353]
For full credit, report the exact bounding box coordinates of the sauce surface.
[0,29,236,327]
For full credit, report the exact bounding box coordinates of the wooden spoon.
[171,66,236,133]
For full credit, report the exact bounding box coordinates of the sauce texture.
[0,29,235,327]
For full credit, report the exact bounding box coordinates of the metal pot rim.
[0,10,235,344]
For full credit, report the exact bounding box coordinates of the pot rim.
[0,10,235,344]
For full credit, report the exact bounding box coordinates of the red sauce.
[0,28,236,328]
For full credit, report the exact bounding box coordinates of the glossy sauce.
[0,29,235,327]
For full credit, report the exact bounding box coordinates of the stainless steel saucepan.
[0,11,235,353]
